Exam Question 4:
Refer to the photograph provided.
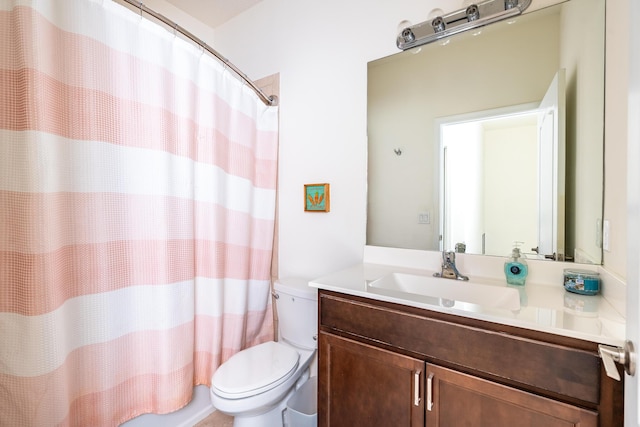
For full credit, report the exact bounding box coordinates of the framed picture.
[304,183,330,212]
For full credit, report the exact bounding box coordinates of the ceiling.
[164,0,263,29]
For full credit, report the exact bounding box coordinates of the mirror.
[366,0,605,264]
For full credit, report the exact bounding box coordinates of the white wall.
[126,0,627,282]
[215,0,442,279]
[603,0,629,279]
[213,0,627,281]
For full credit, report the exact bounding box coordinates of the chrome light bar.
[397,0,532,50]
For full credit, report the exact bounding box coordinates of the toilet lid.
[212,341,299,399]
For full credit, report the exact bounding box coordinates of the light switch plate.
[418,212,430,224]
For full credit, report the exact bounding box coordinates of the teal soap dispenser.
[504,242,528,286]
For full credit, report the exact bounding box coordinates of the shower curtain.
[0,0,278,425]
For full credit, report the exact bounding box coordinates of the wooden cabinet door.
[318,332,425,427]
[425,364,598,427]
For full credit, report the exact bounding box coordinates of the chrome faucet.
[433,251,469,281]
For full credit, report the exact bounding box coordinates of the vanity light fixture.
[396,0,531,50]
[432,16,446,33]
[401,27,416,43]
[505,0,519,9]
[466,5,480,22]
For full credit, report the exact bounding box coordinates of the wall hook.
[394,148,402,156]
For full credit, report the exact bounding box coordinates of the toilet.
[210,278,318,427]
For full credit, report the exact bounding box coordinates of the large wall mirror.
[367,0,604,264]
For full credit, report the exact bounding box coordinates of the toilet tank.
[274,278,318,350]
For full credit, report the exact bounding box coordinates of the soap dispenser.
[504,242,528,286]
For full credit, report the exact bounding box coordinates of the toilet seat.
[211,341,300,399]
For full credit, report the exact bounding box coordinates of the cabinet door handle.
[426,372,434,411]
[414,370,421,406]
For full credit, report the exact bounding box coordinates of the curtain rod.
[120,0,278,106]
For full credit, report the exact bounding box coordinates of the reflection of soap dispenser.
[504,242,528,286]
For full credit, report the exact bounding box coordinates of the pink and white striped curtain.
[0,0,278,425]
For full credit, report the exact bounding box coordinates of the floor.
[194,411,234,427]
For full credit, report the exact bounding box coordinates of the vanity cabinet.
[320,332,425,426]
[425,363,597,426]
[317,290,623,427]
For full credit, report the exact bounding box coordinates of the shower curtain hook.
[138,2,143,18]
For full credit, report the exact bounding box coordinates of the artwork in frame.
[304,183,330,212]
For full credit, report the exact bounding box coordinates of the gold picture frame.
[304,183,330,212]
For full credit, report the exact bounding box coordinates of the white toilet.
[210,278,318,427]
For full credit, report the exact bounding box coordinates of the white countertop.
[310,261,626,347]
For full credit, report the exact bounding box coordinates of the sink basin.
[367,273,521,311]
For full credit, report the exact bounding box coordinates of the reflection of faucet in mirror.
[434,251,469,281]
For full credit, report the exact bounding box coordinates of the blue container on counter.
[563,269,600,295]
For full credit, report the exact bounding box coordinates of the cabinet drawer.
[319,291,601,404]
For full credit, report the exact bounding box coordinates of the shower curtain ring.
[138,2,143,17]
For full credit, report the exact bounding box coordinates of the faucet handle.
[455,242,466,253]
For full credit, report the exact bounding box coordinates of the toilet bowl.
[210,278,317,427]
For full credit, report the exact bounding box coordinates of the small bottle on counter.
[504,242,528,286]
